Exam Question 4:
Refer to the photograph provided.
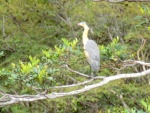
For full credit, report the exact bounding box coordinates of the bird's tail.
[90,60,99,71]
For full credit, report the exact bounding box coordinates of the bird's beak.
[77,23,82,26]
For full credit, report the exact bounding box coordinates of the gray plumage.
[84,40,100,71]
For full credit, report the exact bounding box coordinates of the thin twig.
[65,64,105,79]
[64,64,90,78]
[137,37,146,61]
[2,15,6,38]
[123,60,150,67]
[109,89,131,111]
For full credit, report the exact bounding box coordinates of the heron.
[78,22,100,76]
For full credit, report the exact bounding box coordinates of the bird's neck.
[83,26,89,45]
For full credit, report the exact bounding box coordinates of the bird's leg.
[94,71,98,76]
[88,67,94,78]
[90,68,98,77]
[90,68,96,78]
[91,72,94,77]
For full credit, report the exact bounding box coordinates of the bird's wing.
[84,40,100,62]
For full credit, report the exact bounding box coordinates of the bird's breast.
[84,50,90,59]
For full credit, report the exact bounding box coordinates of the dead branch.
[65,64,106,79]
[0,67,150,107]
[123,60,150,67]
[53,79,94,88]
[93,0,150,2]
[137,38,146,61]
[30,60,150,92]
[64,64,90,78]
[32,78,94,90]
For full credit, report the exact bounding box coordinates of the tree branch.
[64,64,106,79]
[93,0,150,2]
[137,38,146,61]
[2,15,6,38]
[123,60,150,67]
[0,67,150,107]
[32,78,94,90]
[64,64,90,78]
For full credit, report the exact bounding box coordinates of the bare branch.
[65,64,106,79]
[64,64,90,78]
[137,38,146,61]
[93,0,150,2]
[0,90,6,96]
[31,60,150,91]
[53,79,94,88]
[57,14,70,25]
[32,78,94,90]
[0,68,150,107]
[123,60,150,67]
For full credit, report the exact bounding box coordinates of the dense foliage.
[0,0,150,112]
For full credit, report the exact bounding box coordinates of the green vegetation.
[0,0,150,112]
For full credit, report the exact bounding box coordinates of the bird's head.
[77,21,89,28]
